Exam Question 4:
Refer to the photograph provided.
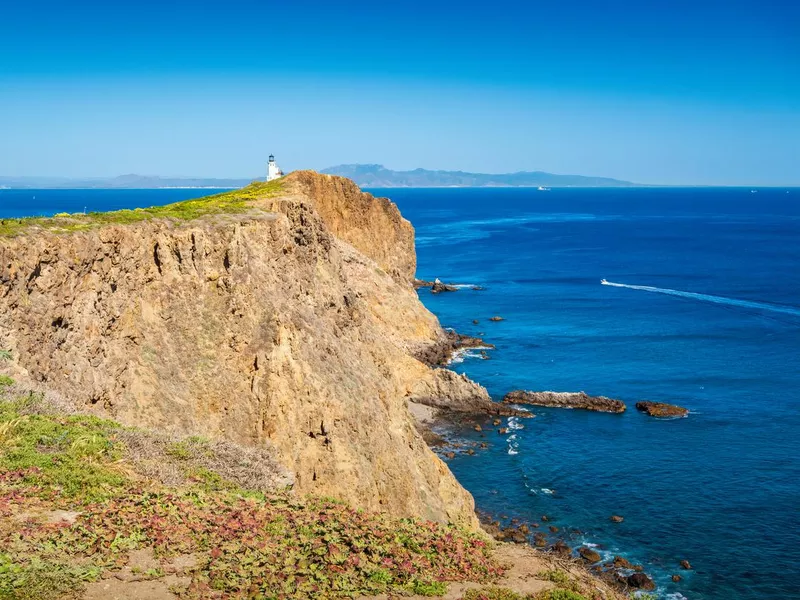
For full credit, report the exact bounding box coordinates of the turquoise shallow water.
[2,186,799,599]
[377,187,800,600]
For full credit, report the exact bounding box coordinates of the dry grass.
[115,428,294,493]
[0,384,294,495]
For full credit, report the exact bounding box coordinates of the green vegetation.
[535,591,587,600]
[0,179,285,238]
[0,377,13,390]
[462,586,531,600]
[0,385,501,599]
[536,569,579,591]
[460,584,589,600]
[0,351,11,362]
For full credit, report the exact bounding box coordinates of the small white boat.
[601,278,608,284]
[538,186,550,191]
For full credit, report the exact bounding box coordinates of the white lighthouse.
[267,154,284,182]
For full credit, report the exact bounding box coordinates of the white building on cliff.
[267,155,284,182]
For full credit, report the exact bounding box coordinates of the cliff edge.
[0,171,483,526]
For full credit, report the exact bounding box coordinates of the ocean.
[381,186,800,600]
[2,186,799,599]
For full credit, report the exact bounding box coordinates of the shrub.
[535,590,588,600]
[463,586,531,600]
[536,569,577,590]
[0,350,11,361]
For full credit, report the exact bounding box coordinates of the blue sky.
[1,0,798,185]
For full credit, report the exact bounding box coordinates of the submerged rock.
[610,515,624,523]
[636,401,688,418]
[672,574,682,582]
[489,316,505,322]
[680,559,693,570]
[503,390,626,413]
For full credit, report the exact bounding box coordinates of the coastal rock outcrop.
[431,278,458,293]
[414,329,494,367]
[409,369,533,419]
[0,171,483,527]
[625,572,656,590]
[579,547,602,563]
[504,390,627,413]
[636,401,688,418]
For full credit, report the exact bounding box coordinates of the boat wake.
[601,280,800,317]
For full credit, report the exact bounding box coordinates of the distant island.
[0,165,639,189]
[322,164,639,187]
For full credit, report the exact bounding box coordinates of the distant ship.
[601,278,609,285]
[538,186,550,191]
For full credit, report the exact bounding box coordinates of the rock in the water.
[680,559,692,570]
[636,401,688,418]
[414,329,494,367]
[551,541,572,557]
[489,316,504,321]
[541,515,549,522]
[498,427,508,434]
[473,424,482,432]
[626,573,656,590]
[503,390,626,413]
[473,319,480,324]
[445,452,455,459]
[672,574,682,582]
[519,524,530,534]
[610,515,624,523]
[613,556,634,569]
[467,448,475,455]
[413,279,434,289]
[578,546,602,563]
[492,419,501,426]
[549,525,559,533]
[431,278,459,293]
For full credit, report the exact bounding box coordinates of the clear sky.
[1,0,798,185]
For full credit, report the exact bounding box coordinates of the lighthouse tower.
[267,154,284,182]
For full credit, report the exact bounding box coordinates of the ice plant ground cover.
[0,386,501,599]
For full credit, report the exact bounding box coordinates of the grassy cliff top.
[0,179,285,238]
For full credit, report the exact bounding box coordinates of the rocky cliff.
[0,171,485,526]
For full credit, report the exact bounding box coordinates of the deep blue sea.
[379,187,800,600]
[2,186,799,599]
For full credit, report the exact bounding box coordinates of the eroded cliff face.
[0,172,480,526]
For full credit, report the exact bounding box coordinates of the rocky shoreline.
[414,329,495,367]
[409,322,690,598]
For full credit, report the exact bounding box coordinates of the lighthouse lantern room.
[267,154,284,182]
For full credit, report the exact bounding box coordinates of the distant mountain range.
[321,164,638,187]
[0,166,638,189]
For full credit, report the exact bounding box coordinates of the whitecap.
[507,417,525,431]
[446,346,493,365]
[507,448,518,455]
[540,488,555,495]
